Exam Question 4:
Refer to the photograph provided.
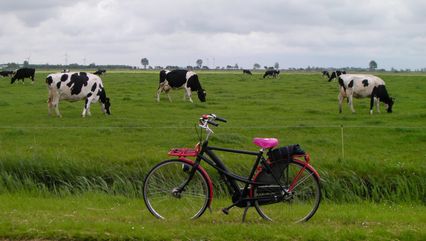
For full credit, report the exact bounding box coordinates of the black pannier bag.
[256,144,305,184]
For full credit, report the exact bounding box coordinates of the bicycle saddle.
[253,138,279,149]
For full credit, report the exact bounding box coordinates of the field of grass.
[0,70,425,239]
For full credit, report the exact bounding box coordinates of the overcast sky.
[1,0,425,69]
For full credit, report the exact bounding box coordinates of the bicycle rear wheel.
[143,159,211,220]
[253,161,321,223]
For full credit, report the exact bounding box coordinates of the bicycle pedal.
[222,208,229,215]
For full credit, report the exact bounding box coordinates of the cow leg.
[185,88,193,103]
[348,95,355,113]
[156,86,163,102]
[82,98,93,117]
[369,95,375,115]
[164,89,172,102]
[376,97,380,113]
[47,96,53,116]
[52,96,61,118]
[87,103,92,116]
[338,93,344,113]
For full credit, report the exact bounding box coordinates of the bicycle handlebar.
[199,114,226,129]
[207,120,219,127]
[215,116,227,123]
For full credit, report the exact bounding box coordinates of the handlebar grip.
[215,116,227,122]
[207,120,219,127]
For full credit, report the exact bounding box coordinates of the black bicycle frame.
[195,141,279,200]
[174,140,291,209]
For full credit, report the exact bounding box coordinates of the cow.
[328,70,347,82]
[0,71,14,77]
[263,70,280,78]
[322,70,330,78]
[243,69,252,75]
[157,69,206,103]
[62,69,70,73]
[11,68,35,84]
[93,69,106,75]
[337,74,394,114]
[46,72,111,117]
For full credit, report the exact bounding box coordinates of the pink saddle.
[253,138,279,149]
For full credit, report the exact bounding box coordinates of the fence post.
[341,125,345,161]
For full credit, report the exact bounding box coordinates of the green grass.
[0,193,424,241]
[1,71,425,240]
[0,71,425,202]
[0,72,426,203]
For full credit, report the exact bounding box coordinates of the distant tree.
[141,58,149,69]
[274,62,279,69]
[196,59,203,68]
[253,63,260,69]
[234,63,239,69]
[23,60,29,67]
[7,62,19,69]
[369,60,377,70]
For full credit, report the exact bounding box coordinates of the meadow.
[0,70,425,240]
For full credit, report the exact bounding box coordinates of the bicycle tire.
[253,160,321,223]
[143,159,211,220]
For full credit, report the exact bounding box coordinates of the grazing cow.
[328,70,347,82]
[263,70,280,78]
[46,72,111,117]
[337,74,394,114]
[322,70,330,78]
[93,69,106,75]
[157,69,206,103]
[62,69,70,73]
[0,71,14,77]
[11,68,35,84]
[243,69,252,75]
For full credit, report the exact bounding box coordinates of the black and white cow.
[11,68,35,84]
[263,70,280,78]
[93,69,106,75]
[322,70,330,78]
[157,69,206,103]
[46,72,111,117]
[337,74,394,114]
[243,69,252,75]
[0,71,14,77]
[328,70,346,82]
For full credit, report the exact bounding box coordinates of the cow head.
[197,89,206,102]
[10,76,17,84]
[385,97,394,113]
[103,97,111,115]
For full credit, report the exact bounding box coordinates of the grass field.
[0,70,425,240]
[0,193,425,241]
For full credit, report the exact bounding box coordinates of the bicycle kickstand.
[242,202,251,223]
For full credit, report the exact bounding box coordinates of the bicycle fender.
[178,157,214,207]
[292,158,321,179]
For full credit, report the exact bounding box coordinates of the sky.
[0,0,425,70]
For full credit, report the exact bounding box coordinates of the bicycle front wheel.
[143,159,211,220]
[253,161,321,223]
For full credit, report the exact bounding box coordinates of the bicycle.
[143,114,321,222]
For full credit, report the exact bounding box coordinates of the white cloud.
[0,0,425,69]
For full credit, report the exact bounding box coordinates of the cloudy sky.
[1,0,425,69]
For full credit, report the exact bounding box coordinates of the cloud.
[0,0,425,69]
